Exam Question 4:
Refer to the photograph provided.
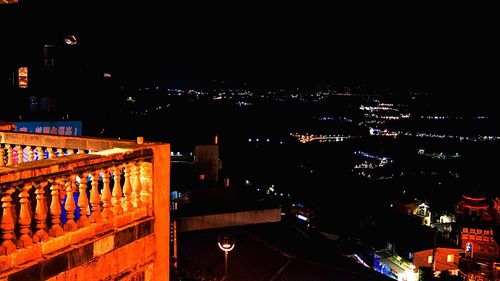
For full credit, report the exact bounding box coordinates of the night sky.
[1,2,498,98]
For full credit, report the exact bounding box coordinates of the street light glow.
[218,234,235,280]
[218,235,235,252]
[64,35,77,45]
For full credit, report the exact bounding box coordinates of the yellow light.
[217,235,235,252]
[18,67,28,88]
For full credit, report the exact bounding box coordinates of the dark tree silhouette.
[438,270,463,281]
[419,266,436,281]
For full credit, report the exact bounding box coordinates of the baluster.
[63,176,77,232]
[77,149,85,155]
[148,173,153,216]
[101,169,113,220]
[0,145,5,166]
[59,181,67,204]
[56,148,64,158]
[140,162,152,214]
[6,145,13,166]
[16,145,24,164]
[122,163,133,212]
[35,146,43,160]
[132,161,143,208]
[17,183,33,248]
[111,166,124,216]
[48,179,64,237]
[48,148,56,159]
[28,146,34,162]
[0,187,16,254]
[33,181,49,242]
[66,148,74,156]
[89,172,102,223]
[77,173,90,227]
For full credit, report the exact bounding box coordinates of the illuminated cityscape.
[1,2,499,281]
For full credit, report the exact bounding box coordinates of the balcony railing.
[0,131,168,277]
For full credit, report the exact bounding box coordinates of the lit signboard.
[15,121,82,136]
[18,67,28,88]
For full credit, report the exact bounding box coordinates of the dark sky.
[1,2,498,96]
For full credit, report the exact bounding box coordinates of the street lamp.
[64,35,78,46]
[218,234,235,281]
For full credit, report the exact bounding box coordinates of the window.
[447,254,454,262]
[470,229,476,234]
[463,228,469,233]
[428,256,433,264]
[484,230,489,235]
[477,229,482,235]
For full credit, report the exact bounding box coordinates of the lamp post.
[218,234,235,281]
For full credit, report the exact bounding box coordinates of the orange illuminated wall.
[0,0,19,4]
[413,248,460,274]
[18,67,28,88]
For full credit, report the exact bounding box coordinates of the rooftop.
[178,222,392,281]
[173,186,279,218]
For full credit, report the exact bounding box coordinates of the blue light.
[466,242,472,252]
[297,214,308,221]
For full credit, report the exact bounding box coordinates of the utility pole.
[432,227,437,272]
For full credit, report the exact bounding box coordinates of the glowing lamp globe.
[64,35,78,45]
[217,234,235,252]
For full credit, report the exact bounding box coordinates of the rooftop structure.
[455,194,492,222]
[455,193,499,262]
[179,223,392,281]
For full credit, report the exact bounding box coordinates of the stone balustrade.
[0,153,153,255]
[0,130,144,167]
[0,143,87,166]
[0,131,170,280]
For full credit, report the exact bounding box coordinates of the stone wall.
[177,208,282,232]
[1,218,155,281]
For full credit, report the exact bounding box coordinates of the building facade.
[455,194,499,262]
[194,144,221,182]
[412,248,461,276]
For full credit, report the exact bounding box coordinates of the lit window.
[463,228,468,233]
[428,256,433,264]
[447,254,454,262]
